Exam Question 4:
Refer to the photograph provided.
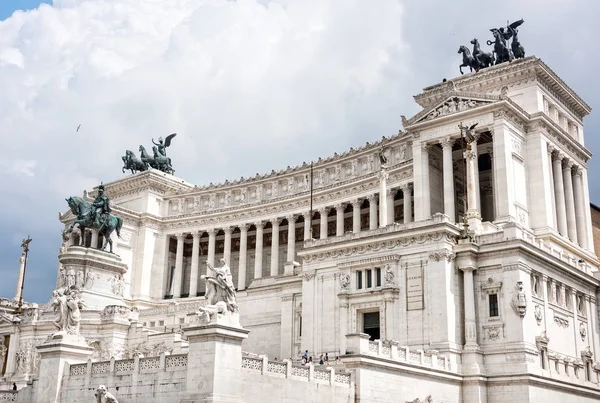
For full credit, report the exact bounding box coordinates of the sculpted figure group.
[458,19,525,75]
[121,133,177,175]
[52,285,85,336]
[196,258,239,322]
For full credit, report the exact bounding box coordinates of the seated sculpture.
[95,385,118,403]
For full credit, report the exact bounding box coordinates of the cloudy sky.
[0,0,597,303]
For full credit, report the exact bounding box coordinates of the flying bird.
[76,124,81,132]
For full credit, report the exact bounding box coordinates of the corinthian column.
[254,222,264,279]
[189,231,201,297]
[303,212,312,241]
[237,224,248,290]
[402,183,412,223]
[563,160,578,243]
[379,170,388,228]
[173,233,185,298]
[368,195,378,230]
[286,215,296,266]
[440,138,456,221]
[461,267,478,348]
[270,218,281,276]
[465,146,482,232]
[421,143,431,219]
[319,207,330,239]
[552,152,568,236]
[386,189,396,224]
[335,203,345,236]
[352,199,361,234]
[14,254,26,303]
[223,227,232,266]
[207,229,216,267]
[573,167,588,249]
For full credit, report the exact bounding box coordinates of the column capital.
[350,198,362,207]
[206,228,217,236]
[465,150,477,161]
[486,146,493,158]
[439,138,455,149]
[239,223,250,232]
[547,143,556,154]
[192,231,202,240]
[271,217,282,226]
[552,151,565,162]
[386,188,397,197]
[254,221,265,229]
[367,194,378,203]
[401,182,413,192]
[573,165,583,176]
[421,142,431,152]
[176,233,186,240]
[303,211,313,220]
[563,159,574,170]
[286,214,297,224]
[459,266,477,273]
[318,206,330,215]
[223,226,233,235]
[334,203,346,212]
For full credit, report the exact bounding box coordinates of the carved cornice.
[336,255,400,268]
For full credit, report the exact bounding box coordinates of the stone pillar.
[35,337,94,403]
[335,204,345,236]
[183,321,249,403]
[319,207,329,239]
[421,143,431,219]
[189,231,201,297]
[563,159,578,243]
[237,225,248,290]
[173,233,185,298]
[254,222,264,279]
[462,267,478,347]
[573,167,588,249]
[379,170,388,228]
[547,145,558,230]
[402,183,413,223]
[441,138,456,221]
[270,219,281,277]
[207,229,216,267]
[465,146,482,232]
[14,254,26,302]
[368,195,378,230]
[386,189,395,224]
[90,229,99,249]
[552,152,568,236]
[472,135,481,213]
[223,227,232,266]
[285,216,296,274]
[352,199,361,233]
[303,212,312,241]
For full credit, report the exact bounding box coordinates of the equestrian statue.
[63,183,123,253]
[120,133,177,175]
[457,19,525,74]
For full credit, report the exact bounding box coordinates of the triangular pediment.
[0,310,21,325]
[403,92,500,127]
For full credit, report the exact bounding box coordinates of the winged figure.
[152,133,177,157]
[459,122,478,144]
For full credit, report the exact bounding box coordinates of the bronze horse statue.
[121,150,148,174]
[470,38,494,68]
[458,46,479,75]
[64,196,123,253]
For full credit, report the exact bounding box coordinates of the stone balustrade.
[543,349,600,386]
[240,355,352,387]
[346,333,453,372]
[0,392,17,402]
[68,353,188,379]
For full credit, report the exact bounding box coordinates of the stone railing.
[543,350,600,387]
[0,392,17,402]
[68,353,188,378]
[241,355,352,387]
[346,334,453,372]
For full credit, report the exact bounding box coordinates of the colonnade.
[166,183,413,298]
[549,146,589,249]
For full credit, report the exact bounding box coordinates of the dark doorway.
[363,311,381,341]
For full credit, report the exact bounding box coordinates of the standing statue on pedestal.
[63,183,123,253]
[197,259,238,322]
[52,286,85,336]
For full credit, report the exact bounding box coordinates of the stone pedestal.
[182,312,250,403]
[58,246,127,309]
[35,334,94,403]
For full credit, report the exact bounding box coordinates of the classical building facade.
[0,56,598,402]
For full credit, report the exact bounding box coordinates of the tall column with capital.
[286,216,296,270]
[386,189,395,224]
[573,167,588,248]
[379,170,388,228]
[471,135,481,213]
[223,227,232,266]
[270,218,281,276]
[402,183,412,223]
[461,267,478,348]
[189,231,201,297]
[352,199,361,233]
[368,195,378,230]
[421,144,431,219]
[563,160,578,243]
[237,224,248,290]
[552,152,568,236]
[254,222,264,279]
[465,146,482,232]
[303,212,312,241]
[173,233,185,298]
[319,207,329,239]
[14,254,26,302]
[335,204,345,236]
[441,138,456,221]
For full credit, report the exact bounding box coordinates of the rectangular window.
[489,294,499,317]
[375,268,381,287]
[366,269,372,288]
[150,321,155,327]
[159,320,165,326]
[179,317,185,324]
[356,271,363,290]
